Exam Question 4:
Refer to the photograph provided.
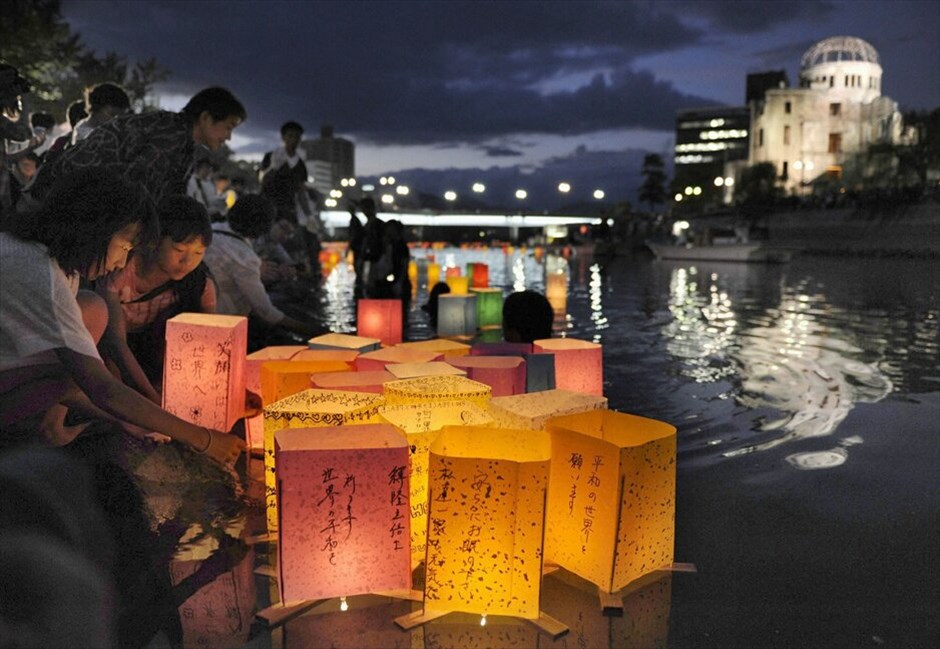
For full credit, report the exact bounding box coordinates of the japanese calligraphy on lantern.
[162,313,247,432]
[275,424,411,602]
[545,409,677,592]
[383,375,491,407]
[423,426,550,618]
[487,389,607,430]
[377,401,493,567]
[263,389,383,531]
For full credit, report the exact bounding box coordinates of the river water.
[209,247,939,648]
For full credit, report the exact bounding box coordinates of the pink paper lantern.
[533,337,603,395]
[354,347,442,372]
[243,345,309,449]
[310,370,396,394]
[470,342,533,356]
[162,313,247,432]
[292,349,360,364]
[276,424,411,602]
[445,355,526,396]
[357,299,403,346]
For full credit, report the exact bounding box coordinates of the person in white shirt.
[186,158,226,220]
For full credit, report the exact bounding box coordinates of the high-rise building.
[673,106,751,206]
[301,125,355,196]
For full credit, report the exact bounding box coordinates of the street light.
[714,176,724,187]
[444,190,457,201]
[472,182,486,193]
[381,194,394,204]
[674,193,683,202]
[558,182,571,193]
[515,189,527,200]
[396,185,410,195]
[593,189,605,200]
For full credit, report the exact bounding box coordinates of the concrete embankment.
[764,202,939,256]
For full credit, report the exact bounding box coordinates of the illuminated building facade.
[302,124,355,195]
[673,106,750,207]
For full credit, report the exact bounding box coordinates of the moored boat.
[646,241,794,263]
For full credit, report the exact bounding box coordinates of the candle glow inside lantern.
[357,299,403,346]
[545,271,568,317]
[544,409,677,593]
[445,274,470,295]
[487,389,607,430]
[422,426,550,618]
[470,263,489,288]
[275,424,411,602]
[263,389,383,531]
[437,294,477,337]
[445,355,526,397]
[308,332,381,353]
[162,313,248,432]
[396,338,471,358]
[355,347,442,372]
[260,360,351,406]
[377,401,493,567]
[533,337,603,396]
[470,288,502,329]
[383,375,491,407]
[310,370,395,394]
[244,345,308,449]
[386,362,466,379]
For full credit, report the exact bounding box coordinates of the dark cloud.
[666,0,838,34]
[482,146,524,158]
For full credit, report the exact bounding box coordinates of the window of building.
[784,125,791,145]
[781,161,788,180]
[785,101,792,114]
[829,76,834,88]
[830,102,841,116]
[828,133,842,153]
[759,128,764,147]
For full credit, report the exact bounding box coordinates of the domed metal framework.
[801,36,880,68]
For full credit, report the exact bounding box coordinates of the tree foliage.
[734,162,781,219]
[638,153,667,212]
[0,0,169,120]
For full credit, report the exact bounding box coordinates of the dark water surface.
[182,249,940,649]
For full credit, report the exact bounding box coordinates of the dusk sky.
[61,0,940,208]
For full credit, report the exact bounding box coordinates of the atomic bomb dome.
[801,36,880,68]
[799,36,883,104]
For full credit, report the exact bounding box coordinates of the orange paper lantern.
[243,345,308,449]
[275,424,411,602]
[386,362,466,379]
[354,346,442,372]
[162,313,248,432]
[470,263,489,288]
[445,355,526,397]
[545,271,567,317]
[395,338,471,357]
[487,389,607,430]
[292,349,360,364]
[357,299,403,346]
[422,426,550,618]
[260,360,351,405]
[309,370,396,394]
[533,337,603,395]
[544,409,677,592]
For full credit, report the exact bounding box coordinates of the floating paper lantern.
[396,338,471,357]
[260,360,351,406]
[437,294,477,337]
[524,353,556,393]
[445,274,469,295]
[292,349,360,364]
[422,425,550,618]
[545,409,677,593]
[377,401,493,567]
[470,342,533,356]
[275,424,411,602]
[354,347,442,372]
[470,288,502,329]
[427,263,441,288]
[310,370,395,394]
[545,271,567,317]
[308,332,381,353]
[386,362,466,379]
[243,346,309,449]
[470,263,489,288]
[487,389,607,430]
[533,337,603,396]
[263,389,383,531]
[445,355,526,397]
[408,260,418,287]
[162,313,248,432]
[445,266,462,278]
[383,375,491,407]
[357,299,403,346]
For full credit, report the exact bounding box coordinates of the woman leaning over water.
[0,169,242,466]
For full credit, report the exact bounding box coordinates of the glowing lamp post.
[275,424,411,602]
[263,389,383,531]
[487,389,607,430]
[470,288,503,329]
[436,294,477,337]
[545,409,677,593]
[445,355,526,397]
[533,337,603,396]
[162,313,248,432]
[357,299,403,346]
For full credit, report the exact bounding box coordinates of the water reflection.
[660,264,893,467]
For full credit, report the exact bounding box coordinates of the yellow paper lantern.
[423,425,550,618]
[243,345,308,449]
[309,370,395,394]
[386,361,466,379]
[357,299,403,346]
[437,294,477,337]
[162,313,248,432]
[445,275,470,295]
[383,375,491,407]
[470,287,503,329]
[395,338,471,357]
[354,346,442,372]
[533,337,603,396]
[263,389,383,531]
[544,409,677,592]
[545,271,567,317]
[308,332,381,353]
[275,424,411,602]
[377,401,493,567]
[487,389,607,430]
[408,260,418,285]
[427,262,441,288]
[444,355,526,397]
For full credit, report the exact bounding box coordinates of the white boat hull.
[647,242,793,263]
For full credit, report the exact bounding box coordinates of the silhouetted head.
[85,83,130,117]
[502,290,553,343]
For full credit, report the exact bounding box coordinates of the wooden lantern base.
[394,609,568,640]
[596,561,698,616]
